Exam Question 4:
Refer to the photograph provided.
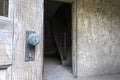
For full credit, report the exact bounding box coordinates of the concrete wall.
[76,0,120,77]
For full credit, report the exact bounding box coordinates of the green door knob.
[27,33,40,46]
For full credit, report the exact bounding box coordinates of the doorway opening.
[44,0,73,79]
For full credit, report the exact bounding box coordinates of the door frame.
[71,0,78,77]
[43,0,78,77]
[9,0,14,19]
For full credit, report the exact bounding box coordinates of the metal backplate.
[25,31,35,62]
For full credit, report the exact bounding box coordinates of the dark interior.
[0,0,8,17]
[44,0,72,68]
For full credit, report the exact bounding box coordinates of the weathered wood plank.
[0,17,13,69]
[12,0,43,80]
[0,39,12,44]
[0,17,13,32]
[0,69,6,80]
[0,32,12,38]
[0,51,11,68]
[0,13,13,80]
[0,1,13,80]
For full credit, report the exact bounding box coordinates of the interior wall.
[50,3,72,65]
[76,0,120,77]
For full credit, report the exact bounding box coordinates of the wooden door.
[12,0,44,80]
[0,16,13,80]
[0,0,44,80]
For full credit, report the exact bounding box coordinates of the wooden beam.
[51,0,74,3]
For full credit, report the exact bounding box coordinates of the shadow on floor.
[43,54,74,80]
[43,55,120,80]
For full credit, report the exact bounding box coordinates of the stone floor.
[43,56,120,80]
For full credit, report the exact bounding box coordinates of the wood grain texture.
[12,0,43,80]
[0,0,14,80]
[0,16,13,80]
[0,17,13,68]
[0,69,6,80]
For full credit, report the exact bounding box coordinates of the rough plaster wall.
[76,0,120,77]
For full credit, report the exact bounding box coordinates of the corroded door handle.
[27,33,40,46]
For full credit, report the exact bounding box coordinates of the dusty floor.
[43,56,120,80]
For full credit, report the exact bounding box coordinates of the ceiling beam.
[51,0,74,3]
